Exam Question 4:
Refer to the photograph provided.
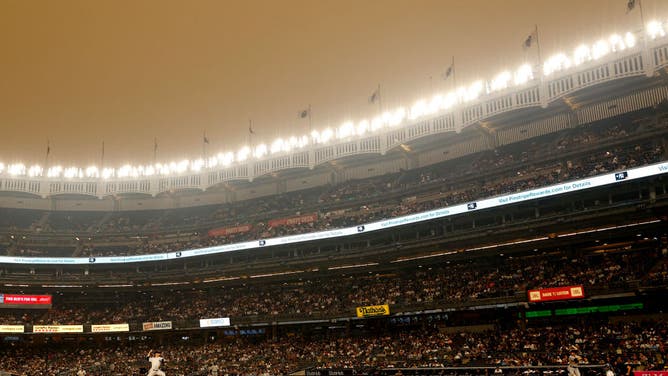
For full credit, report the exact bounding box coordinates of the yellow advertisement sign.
[33,325,83,333]
[91,324,130,333]
[0,325,24,333]
[356,304,390,318]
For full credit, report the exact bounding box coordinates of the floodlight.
[47,166,63,178]
[101,168,114,179]
[85,166,99,178]
[490,71,511,92]
[543,53,571,76]
[609,34,625,52]
[409,100,427,120]
[270,138,284,154]
[237,146,250,162]
[573,44,591,65]
[464,81,483,101]
[8,163,25,176]
[28,165,43,177]
[625,32,636,48]
[356,120,369,136]
[591,40,610,60]
[337,122,354,139]
[321,128,334,143]
[647,20,665,40]
[513,64,533,85]
[371,116,384,131]
[254,144,267,158]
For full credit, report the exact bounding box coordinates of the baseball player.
[146,349,166,376]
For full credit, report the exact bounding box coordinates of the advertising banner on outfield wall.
[0,325,24,333]
[208,224,252,237]
[199,317,231,328]
[268,213,318,227]
[33,325,84,333]
[91,324,130,333]
[634,372,668,376]
[528,285,584,302]
[0,294,52,309]
[356,304,390,318]
[142,321,172,331]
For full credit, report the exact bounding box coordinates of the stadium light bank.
[0,20,665,180]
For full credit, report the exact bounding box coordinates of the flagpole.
[202,131,207,160]
[153,137,158,164]
[101,141,105,168]
[377,83,382,113]
[308,104,312,133]
[45,139,50,170]
[534,24,543,70]
[452,56,457,90]
[248,119,253,147]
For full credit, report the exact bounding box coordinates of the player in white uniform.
[146,349,166,376]
[567,346,583,376]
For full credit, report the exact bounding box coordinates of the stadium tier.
[1,20,668,376]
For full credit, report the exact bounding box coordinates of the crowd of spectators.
[0,247,663,326]
[0,319,665,375]
[4,114,666,259]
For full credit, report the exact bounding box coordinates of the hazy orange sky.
[1,0,667,167]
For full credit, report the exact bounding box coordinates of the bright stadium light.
[310,129,321,143]
[142,165,155,176]
[321,128,334,143]
[175,160,189,173]
[647,20,666,39]
[0,162,4,174]
[85,166,99,178]
[63,167,80,179]
[428,94,443,114]
[191,158,205,171]
[442,92,457,109]
[28,165,43,177]
[389,107,406,126]
[625,32,636,48]
[236,146,250,162]
[8,163,25,176]
[490,71,512,92]
[220,152,234,166]
[513,64,533,85]
[464,81,484,101]
[207,155,219,168]
[101,168,114,179]
[47,166,63,178]
[253,144,267,158]
[270,138,284,154]
[543,53,571,76]
[573,44,591,65]
[337,122,354,139]
[609,34,626,52]
[371,116,384,132]
[118,165,132,178]
[409,100,427,120]
[591,39,610,60]
[356,119,369,136]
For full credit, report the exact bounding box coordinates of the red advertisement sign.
[268,213,318,227]
[633,372,668,376]
[208,224,252,237]
[1,294,52,305]
[527,285,584,302]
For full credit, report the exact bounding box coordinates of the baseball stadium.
[0,1,667,375]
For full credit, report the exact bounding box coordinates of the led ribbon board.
[0,161,665,265]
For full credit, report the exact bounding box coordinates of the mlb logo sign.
[467,202,477,210]
[615,171,628,181]
[0,294,4,304]
[357,225,365,232]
